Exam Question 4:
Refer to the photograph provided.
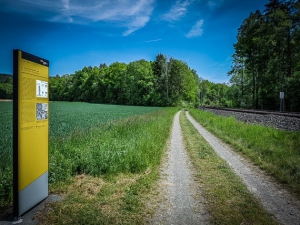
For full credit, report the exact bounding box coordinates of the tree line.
[229,0,300,111]
[0,67,236,108]
[0,66,232,108]
[49,54,200,106]
[0,74,13,99]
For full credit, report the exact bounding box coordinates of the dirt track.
[149,111,209,224]
[150,111,300,225]
[186,111,300,225]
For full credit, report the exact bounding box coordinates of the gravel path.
[149,111,209,225]
[186,111,300,225]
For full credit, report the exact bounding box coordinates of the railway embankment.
[202,107,300,131]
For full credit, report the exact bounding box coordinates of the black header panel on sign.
[21,50,49,67]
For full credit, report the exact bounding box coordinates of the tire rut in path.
[149,111,209,225]
[186,111,300,225]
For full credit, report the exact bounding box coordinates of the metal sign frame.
[13,49,49,218]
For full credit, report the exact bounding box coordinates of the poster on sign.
[36,80,48,98]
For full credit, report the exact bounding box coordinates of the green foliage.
[151,53,168,106]
[126,60,154,105]
[168,58,198,105]
[190,108,300,196]
[49,54,200,107]
[0,74,13,99]
[199,79,232,107]
[229,0,300,111]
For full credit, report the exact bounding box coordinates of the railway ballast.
[201,107,300,131]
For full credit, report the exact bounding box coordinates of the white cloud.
[208,1,216,9]
[122,14,151,36]
[162,0,194,21]
[186,19,204,38]
[207,0,225,10]
[141,39,162,43]
[62,0,70,11]
[3,0,155,35]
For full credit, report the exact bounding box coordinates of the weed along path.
[186,111,300,225]
[149,111,209,225]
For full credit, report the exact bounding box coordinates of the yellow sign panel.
[13,49,49,216]
[17,50,49,191]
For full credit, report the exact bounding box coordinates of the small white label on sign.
[36,80,48,98]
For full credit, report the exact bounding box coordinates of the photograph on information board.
[36,103,48,120]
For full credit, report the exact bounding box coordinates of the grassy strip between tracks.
[189,108,300,197]
[1,108,177,224]
[180,112,277,225]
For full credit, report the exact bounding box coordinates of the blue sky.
[0,0,269,83]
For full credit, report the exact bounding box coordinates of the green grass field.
[0,101,170,206]
[48,102,163,138]
[0,102,13,206]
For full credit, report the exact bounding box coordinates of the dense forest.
[229,0,300,111]
[0,57,231,107]
[1,0,300,111]
[48,55,243,107]
[49,55,200,106]
[47,57,236,107]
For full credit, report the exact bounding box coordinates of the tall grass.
[0,102,13,205]
[49,108,177,183]
[36,108,177,224]
[0,101,172,207]
[190,108,300,196]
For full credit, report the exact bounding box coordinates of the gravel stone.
[203,108,300,131]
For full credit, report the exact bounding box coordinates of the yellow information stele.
[13,50,49,217]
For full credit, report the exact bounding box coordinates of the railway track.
[199,106,300,131]
[202,106,300,118]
